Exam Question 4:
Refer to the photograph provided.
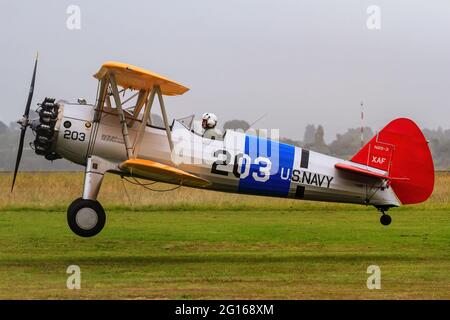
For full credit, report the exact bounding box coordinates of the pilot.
[201,113,222,140]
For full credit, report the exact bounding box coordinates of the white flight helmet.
[201,113,218,129]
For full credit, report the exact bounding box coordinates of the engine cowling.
[31,97,62,160]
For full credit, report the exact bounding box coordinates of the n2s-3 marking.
[210,149,271,182]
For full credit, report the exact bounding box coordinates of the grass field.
[0,172,449,299]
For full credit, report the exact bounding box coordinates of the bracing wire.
[121,168,183,192]
[365,181,387,203]
[120,177,133,207]
[121,176,158,186]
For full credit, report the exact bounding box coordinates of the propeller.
[11,53,38,192]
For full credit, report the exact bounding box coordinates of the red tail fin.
[351,118,434,205]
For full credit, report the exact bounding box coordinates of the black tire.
[67,198,106,237]
[380,214,392,226]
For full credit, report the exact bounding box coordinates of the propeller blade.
[11,128,26,192]
[24,53,38,118]
[11,53,38,192]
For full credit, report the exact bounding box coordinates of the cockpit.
[175,114,224,141]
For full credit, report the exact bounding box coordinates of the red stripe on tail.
[351,118,434,205]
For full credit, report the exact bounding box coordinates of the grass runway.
[0,172,449,299]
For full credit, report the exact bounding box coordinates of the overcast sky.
[1,0,449,142]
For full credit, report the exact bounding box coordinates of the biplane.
[12,57,435,237]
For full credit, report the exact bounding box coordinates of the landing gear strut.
[376,206,392,226]
[67,156,116,237]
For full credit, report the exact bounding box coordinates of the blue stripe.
[238,135,295,197]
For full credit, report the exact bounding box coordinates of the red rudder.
[351,118,434,205]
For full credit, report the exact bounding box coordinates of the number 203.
[211,149,271,182]
[63,130,85,141]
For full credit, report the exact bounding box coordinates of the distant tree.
[9,121,19,131]
[328,127,373,159]
[422,128,450,169]
[303,124,316,145]
[223,120,250,132]
[309,125,330,154]
[314,125,326,146]
[0,121,8,134]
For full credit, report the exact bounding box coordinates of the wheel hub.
[75,207,98,230]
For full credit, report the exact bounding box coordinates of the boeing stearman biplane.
[12,57,435,237]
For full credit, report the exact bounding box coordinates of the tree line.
[1,119,449,170]
[223,120,450,170]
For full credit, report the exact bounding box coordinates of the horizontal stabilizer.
[335,163,409,181]
[119,159,210,188]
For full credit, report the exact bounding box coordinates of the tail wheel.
[380,214,392,226]
[67,198,106,237]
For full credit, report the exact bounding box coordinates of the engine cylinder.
[31,97,61,160]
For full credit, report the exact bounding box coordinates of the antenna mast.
[360,101,364,147]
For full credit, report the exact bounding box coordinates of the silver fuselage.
[55,103,400,207]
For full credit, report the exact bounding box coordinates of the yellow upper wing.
[119,158,210,188]
[93,61,189,96]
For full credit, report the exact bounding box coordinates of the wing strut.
[109,72,133,158]
[132,88,155,157]
[130,85,174,157]
[156,86,174,151]
[91,63,180,160]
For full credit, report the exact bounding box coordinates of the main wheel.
[380,214,392,226]
[67,198,106,237]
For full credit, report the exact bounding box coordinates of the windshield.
[176,115,195,130]
[175,114,205,134]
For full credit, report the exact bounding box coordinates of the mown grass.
[0,172,449,299]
